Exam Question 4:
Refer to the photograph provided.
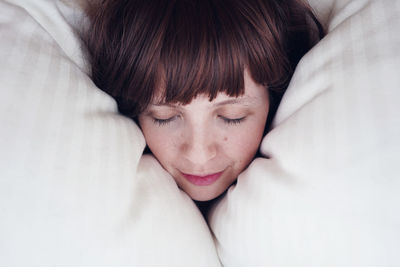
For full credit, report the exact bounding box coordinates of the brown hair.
[82,0,323,125]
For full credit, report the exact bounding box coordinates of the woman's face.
[138,72,269,201]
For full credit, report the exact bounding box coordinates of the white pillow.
[208,0,400,266]
[0,1,221,266]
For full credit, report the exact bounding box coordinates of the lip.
[181,171,224,186]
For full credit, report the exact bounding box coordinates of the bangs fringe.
[158,0,246,104]
[156,0,289,105]
[83,0,323,118]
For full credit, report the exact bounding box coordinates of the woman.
[82,0,323,202]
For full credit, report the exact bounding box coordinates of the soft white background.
[0,0,221,266]
[209,0,400,266]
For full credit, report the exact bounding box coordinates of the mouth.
[181,171,224,186]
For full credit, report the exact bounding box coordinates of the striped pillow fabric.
[208,0,400,266]
[0,1,221,266]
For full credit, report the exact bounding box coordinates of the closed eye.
[220,116,246,125]
[153,116,177,126]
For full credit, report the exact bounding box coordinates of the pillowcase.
[208,0,400,266]
[0,1,221,266]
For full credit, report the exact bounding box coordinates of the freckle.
[224,136,228,141]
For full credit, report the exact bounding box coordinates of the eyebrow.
[150,96,257,108]
[151,103,178,108]
[212,97,256,107]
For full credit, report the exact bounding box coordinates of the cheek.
[232,132,261,158]
[140,122,176,164]
[224,119,266,164]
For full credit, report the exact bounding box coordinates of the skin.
[138,71,270,201]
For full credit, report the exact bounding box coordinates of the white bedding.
[0,1,220,266]
[1,0,399,266]
[209,0,400,266]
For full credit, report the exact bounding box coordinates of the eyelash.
[152,116,246,126]
[153,117,176,126]
[220,116,246,125]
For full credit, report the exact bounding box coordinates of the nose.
[180,126,217,167]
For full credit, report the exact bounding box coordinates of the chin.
[190,194,216,202]
[185,181,234,201]
[187,192,217,202]
[184,186,222,202]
